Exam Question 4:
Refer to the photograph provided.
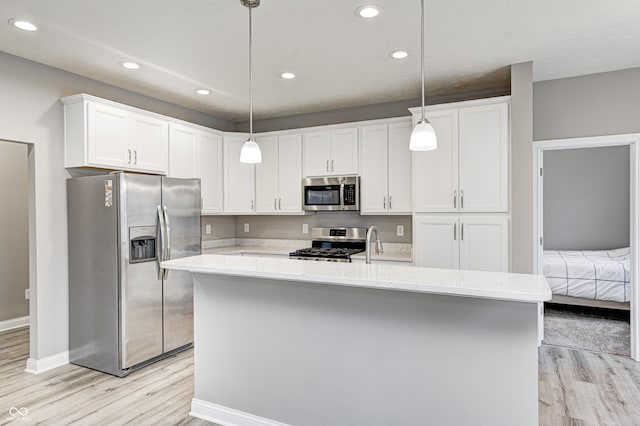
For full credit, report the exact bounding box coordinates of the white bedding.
[543,248,630,303]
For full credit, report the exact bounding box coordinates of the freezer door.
[120,173,164,369]
[161,177,201,352]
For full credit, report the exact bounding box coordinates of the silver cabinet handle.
[453,189,457,209]
[251,199,254,211]
[383,196,387,210]
[279,198,282,210]
[461,190,464,209]
[326,160,329,172]
[163,206,171,280]
[128,149,132,164]
[461,222,464,241]
[133,150,138,165]
[389,195,392,210]
[331,159,334,172]
[453,222,457,241]
[156,205,167,279]
[274,198,277,210]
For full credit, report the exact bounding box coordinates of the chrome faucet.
[365,225,383,264]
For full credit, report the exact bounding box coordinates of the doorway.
[533,134,640,361]
[0,141,29,334]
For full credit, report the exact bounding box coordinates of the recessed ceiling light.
[390,50,409,59]
[195,89,211,95]
[9,19,38,32]
[355,5,382,18]
[280,72,295,79]
[121,61,142,70]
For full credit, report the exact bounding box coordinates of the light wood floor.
[2,328,640,425]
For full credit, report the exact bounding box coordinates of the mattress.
[543,248,631,303]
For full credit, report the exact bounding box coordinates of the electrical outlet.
[25,289,30,300]
[244,223,250,233]
[205,224,212,235]
[302,224,309,234]
[396,225,404,237]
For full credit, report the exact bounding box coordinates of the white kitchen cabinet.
[413,214,509,272]
[255,134,303,213]
[168,124,223,214]
[224,134,255,214]
[62,94,168,174]
[412,99,508,213]
[303,127,358,176]
[360,120,412,214]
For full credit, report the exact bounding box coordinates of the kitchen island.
[162,254,551,426]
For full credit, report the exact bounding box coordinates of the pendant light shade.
[409,119,437,151]
[239,137,262,163]
[239,0,262,163]
[410,0,437,151]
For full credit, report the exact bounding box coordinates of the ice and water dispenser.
[129,226,157,263]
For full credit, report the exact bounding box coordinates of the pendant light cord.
[420,0,425,122]
[248,3,254,139]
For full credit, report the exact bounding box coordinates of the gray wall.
[201,216,236,241]
[0,141,29,322]
[510,62,534,273]
[0,51,231,361]
[233,214,412,244]
[543,146,630,250]
[534,68,640,140]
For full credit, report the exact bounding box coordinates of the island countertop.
[162,254,551,303]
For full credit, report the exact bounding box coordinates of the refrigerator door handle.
[157,205,167,280]
[163,206,171,280]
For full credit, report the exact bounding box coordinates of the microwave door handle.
[156,205,166,280]
[340,182,345,210]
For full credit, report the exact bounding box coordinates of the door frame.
[533,133,640,361]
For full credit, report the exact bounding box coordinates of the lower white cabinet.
[168,123,223,214]
[413,214,509,272]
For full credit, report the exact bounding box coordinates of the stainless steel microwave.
[302,176,360,211]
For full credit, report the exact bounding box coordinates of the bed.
[543,247,631,308]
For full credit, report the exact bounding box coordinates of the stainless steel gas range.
[289,227,366,262]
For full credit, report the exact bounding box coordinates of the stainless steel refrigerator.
[67,172,201,377]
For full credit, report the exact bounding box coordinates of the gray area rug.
[543,305,631,356]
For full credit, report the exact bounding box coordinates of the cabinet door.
[413,214,459,269]
[277,134,303,213]
[224,135,255,213]
[87,102,130,169]
[198,131,223,213]
[168,124,198,178]
[459,215,509,272]
[303,131,331,176]
[131,113,168,174]
[330,127,359,175]
[255,136,279,213]
[360,124,389,214]
[413,109,459,212]
[387,120,413,213]
[459,103,508,212]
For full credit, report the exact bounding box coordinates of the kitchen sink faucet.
[365,226,383,264]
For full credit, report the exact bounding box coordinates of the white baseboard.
[0,316,29,333]
[190,399,290,426]
[24,351,69,374]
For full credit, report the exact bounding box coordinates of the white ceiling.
[1,0,639,121]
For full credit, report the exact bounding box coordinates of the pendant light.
[239,0,262,163]
[409,0,437,151]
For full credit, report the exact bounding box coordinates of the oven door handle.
[340,181,345,211]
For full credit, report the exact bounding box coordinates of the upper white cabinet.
[413,214,509,272]
[224,134,256,214]
[412,99,509,213]
[256,133,303,214]
[360,119,412,214]
[168,123,223,214]
[303,127,358,176]
[62,94,168,174]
